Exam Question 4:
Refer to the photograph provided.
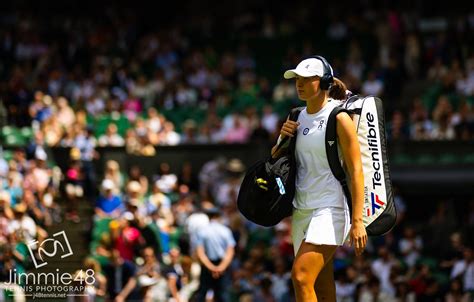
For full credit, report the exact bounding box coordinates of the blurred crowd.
[1,1,474,302]
[1,2,474,147]
[1,144,473,301]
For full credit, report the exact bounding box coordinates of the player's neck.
[306,93,327,114]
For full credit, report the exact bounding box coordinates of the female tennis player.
[272,55,367,301]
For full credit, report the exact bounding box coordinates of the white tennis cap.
[284,58,326,79]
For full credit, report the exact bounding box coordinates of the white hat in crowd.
[102,179,115,191]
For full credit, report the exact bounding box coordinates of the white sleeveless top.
[293,100,347,210]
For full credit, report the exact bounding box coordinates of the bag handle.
[273,107,303,154]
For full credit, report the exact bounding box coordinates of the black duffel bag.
[237,107,302,227]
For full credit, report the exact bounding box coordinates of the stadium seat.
[463,153,474,164]
[416,153,437,165]
[20,127,33,140]
[1,125,15,138]
[1,149,13,162]
[391,153,413,165]
[4,133,27,147]
[438,153,458,164]
[91,217,113,242]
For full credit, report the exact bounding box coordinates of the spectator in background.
[74,126,98,197]
[111,213,145,262]
[431,112,455,139]
[452,100,474,140]
[4,172,22,207]
[148,181,173,225]
[9,203,38,243]
[127,165,149,197]
[195,207,236,302]
[95,179,124,219]
[409,98,434,140]
[64,148,83,223]
[55,96,76,129]
[371,246,399,298]
[272,80,297,102]
[146,107,163,135]
[444,278,471,302]
[198,156,227,201]
[163,247,186,302]
[404,33,421,79]
[270,257,291,302]
[387,110,410,141]
[160,121,181,145]
[427,57,448,83]
[359,277,396,302]
[224,115,250,144]
[99,123,125,147]
[178,254,201,302]
[450,248,474,294]
[398,226,423,268]
[261,105,279,136]
[103,160,124,194]
[103,249,136,300]
[154,162,178,195]
[178,162,199,193]
[181,119,199,144]
[116,246,168,302]
[362,71,384,96]
[215,158,245,207]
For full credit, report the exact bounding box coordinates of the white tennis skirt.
[291,206,351,255]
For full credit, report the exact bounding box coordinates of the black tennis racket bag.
[237,107,303,227]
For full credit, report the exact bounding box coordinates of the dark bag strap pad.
[325,106,353,218]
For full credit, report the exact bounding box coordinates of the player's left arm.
[337,112,367,255]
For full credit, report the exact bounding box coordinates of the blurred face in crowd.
[169,248,180,264]
[143,247,156,264]
[111,249,123,266]
[295,75,322,101]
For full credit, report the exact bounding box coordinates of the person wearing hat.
[194,206,235,302]
[215,158,245,207]
[115,247,167,302]
[272,56,367,301]
[9,202,38,243]
[95,179,124,219]
[64,150,84,223]
[0,191,14,220]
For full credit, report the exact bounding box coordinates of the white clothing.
[293,101,346,210]
[291,207,351,254]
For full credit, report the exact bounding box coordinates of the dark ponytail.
[328,77,347,100]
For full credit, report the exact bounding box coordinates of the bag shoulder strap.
[289,106,304,121]
[325,105,353,216]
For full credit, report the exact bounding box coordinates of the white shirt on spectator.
[98,134,124,147]
[9,215,37,242]
[362,78,384,96]
[399,237,423,267]
[262,112,279,134]
[163,131,180,145]
[335,281,356,302]
[371,258,396,297]
[451,259,474,291]
[271,272,291,302]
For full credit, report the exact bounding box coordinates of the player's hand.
[350,222,367,256]
[280,119,299,138]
